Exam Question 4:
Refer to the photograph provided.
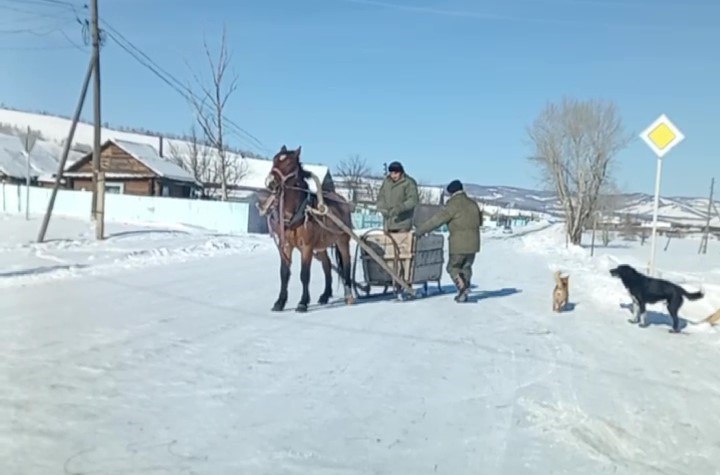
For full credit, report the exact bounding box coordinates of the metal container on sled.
[352,229,444,297]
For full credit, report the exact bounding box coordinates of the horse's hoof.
[639,322,649,328]
[669,328,681,334]
[627,318,639,324]
[318,295,330,305]
[295,304,308,313]
[272,302,285,312]
[345,295,356,305]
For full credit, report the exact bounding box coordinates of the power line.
[99,20,269,154]
[0,43,80,51]
[0,26,63,35]
[30,0,81,7]
[0,0,76,5]
[103,21,267,152]
[0,21,86,51]
[0,3,77,20]
[102,30,264,154]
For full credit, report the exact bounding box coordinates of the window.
[105,183,124,194]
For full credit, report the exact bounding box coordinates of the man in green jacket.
[415,180,482,302]
[376,161,420,232]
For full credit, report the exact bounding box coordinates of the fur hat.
[446,179,463,194]
[387,161,404,173]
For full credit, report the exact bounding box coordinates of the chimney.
[159,136,164,158]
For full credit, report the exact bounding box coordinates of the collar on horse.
[266,166,316,265]
[285,189,313,229]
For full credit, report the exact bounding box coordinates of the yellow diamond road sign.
[640,114,684,158]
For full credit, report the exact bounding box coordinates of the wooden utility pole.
[37,59,94,243]
[90,0,105,239]
[699,177,714,254]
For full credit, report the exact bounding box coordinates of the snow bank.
[0,214,272,288]
[517,223,719,331]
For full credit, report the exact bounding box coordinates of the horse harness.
[265,166,337,264]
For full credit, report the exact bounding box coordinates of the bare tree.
[364,178,381,204]
[620,213,638,241]
[335,154,371,204]
[528,97,631,245]
[168,125,215,184]
[188,26,238,201]
[417,182,439,205]
[594,184,621,246]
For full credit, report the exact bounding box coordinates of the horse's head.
[266,145,304,192]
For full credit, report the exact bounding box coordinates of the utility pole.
[37,59,94,243]
[90,0,105,239]
[699,177,714,254]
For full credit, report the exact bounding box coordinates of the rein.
[263,165,335,266]
[266,167,309,266]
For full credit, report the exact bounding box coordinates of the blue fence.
[351,211,448,232]
[351,210,539,232]
[351,212,383,229]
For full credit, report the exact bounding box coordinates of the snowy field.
[2,214,720,474]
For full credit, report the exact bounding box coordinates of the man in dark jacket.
[415,179,482,302]
[376,161,419,232]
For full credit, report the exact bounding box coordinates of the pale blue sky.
[1,0,719,196]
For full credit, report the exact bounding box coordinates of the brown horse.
[264,145,355,312]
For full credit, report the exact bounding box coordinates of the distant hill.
[2,106,718,226]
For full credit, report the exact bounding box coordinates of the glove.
[388,206,400,217]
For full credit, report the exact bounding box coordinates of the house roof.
[0,133,26,178]
[0,132,85,180]
[112,139,198,183]
[240,157,330,192]
[68,139,199,184]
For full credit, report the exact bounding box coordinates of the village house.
[63,139,201,197]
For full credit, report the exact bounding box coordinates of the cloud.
[340,0,701,32]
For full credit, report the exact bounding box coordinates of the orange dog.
[702,308,720,325]
[553,271,569,312]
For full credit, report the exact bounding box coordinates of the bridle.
[260,159,340,268]
[267,165,299,189]
[266,163,308,265]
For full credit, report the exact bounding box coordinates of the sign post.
[639,114,684,276]
[19,127,38,221]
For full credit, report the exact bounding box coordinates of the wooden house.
[64,139,200,197]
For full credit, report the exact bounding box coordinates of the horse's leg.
[337,236,356,305]
[315,250,333,305]
[272,246,292,312]
[296,245,313,312]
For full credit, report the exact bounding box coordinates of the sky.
[1,0,719,197]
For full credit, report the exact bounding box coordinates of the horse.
[264,145,356,312]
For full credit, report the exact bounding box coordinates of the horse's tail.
[332,243,356,286]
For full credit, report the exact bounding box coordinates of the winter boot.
[453,274,470,303]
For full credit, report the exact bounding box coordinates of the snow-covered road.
[3,218,720,474]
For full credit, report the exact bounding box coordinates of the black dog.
[609,264,703,333]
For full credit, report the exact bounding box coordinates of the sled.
[261,171,445,300]
[351,229,445,299]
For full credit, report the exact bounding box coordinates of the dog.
[609,264,704,333]
[702,308,720,326]
[552,271,569,312]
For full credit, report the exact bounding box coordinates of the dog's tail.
[702,309,720,325]
[554,270,562,285]
[682,288,704,300]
